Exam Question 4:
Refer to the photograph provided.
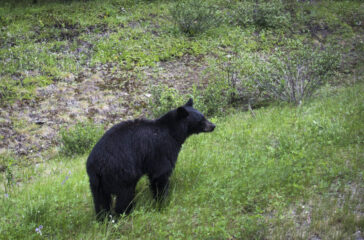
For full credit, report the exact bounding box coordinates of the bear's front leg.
[150,171,171,201]
[114,185,136,216]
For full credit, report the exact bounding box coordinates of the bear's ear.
[177,106,189,119]
[185,98,193,107]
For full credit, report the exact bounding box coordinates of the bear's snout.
[204,122,216,132]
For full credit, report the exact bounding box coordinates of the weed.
[0,153,16,196]
[5,159,14,189]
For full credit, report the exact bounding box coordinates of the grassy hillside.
[1,83,363,239]
[1,0,363,105]
[1,0,364,162]
[1,0,364,239]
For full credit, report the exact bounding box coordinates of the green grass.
[1,83,363,239]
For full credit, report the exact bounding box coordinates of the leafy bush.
[170,0,221,36]
[191,80,234,117]
[240,46,340,104]
[234,0,291,29]
[214,44,339,105]
[59,121,104,156]
[149,84,185,118]
[192,57,239,116]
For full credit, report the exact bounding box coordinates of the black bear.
[86,98,215,219]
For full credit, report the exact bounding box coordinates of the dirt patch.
[144,54,209,93]
[0,55,209,160]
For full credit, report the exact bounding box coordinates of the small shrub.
[193,57,238,116]
[149,84,185,118]
[258,47,337,103]
[59,121,104,156]
[191,80,234,117]
[234,45,340,105]
[234,0,291,29]
[170,0,221,36]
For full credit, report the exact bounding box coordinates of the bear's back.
[87,119,172,167]
[100,119,165,144]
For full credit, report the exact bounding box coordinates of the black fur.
[86,98,215,219]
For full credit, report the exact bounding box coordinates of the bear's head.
[176,98,216,134]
